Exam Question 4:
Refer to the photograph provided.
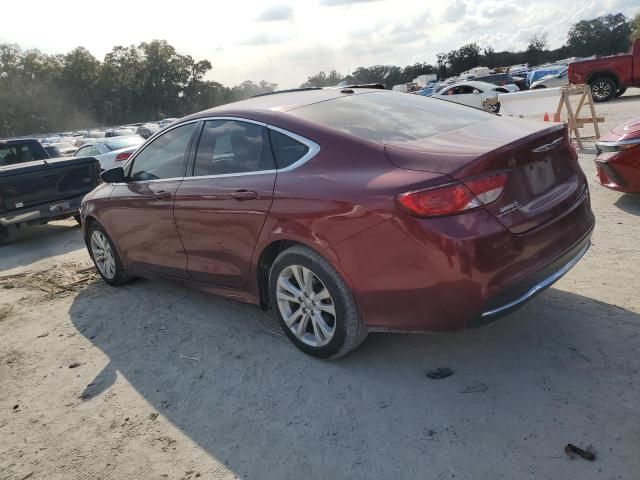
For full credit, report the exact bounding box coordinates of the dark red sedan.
[80,88,594,358]
[595,117,640,193]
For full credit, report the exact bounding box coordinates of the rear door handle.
[230,190,258,200]
[153,191,172,200]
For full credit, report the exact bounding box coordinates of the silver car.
[73,135,145,170]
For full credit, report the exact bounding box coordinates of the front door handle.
[153,191,172,200]
[230,190,258,200]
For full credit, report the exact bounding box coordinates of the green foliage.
[567,13,632,57]
[0,40,277,137]
[631,11,640,40]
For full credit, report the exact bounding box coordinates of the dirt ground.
[1,90,640,480]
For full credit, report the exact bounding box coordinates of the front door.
[173,119,276,288]
[104,122,197,278]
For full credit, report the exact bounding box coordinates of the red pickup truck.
[568,38,640,102]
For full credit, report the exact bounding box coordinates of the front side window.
[129,123,195,181]
[193,120,274,176]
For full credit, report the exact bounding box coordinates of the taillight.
[397,174,507,217]
[115,151,131,162]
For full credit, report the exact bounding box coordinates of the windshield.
[104,136,144,151]
[289,91,492,144]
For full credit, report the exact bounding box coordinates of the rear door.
[104,122,197,278]
[173,119,276,288]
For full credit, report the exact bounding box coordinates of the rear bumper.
[333,193,594,332]
[0,194,84,227]
[471,232,591,326]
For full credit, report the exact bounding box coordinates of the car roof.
[0,138,40,144]
[185,88,377,120]
[443,81,500,90]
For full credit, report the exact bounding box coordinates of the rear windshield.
[104,136,143,151]
[289,91,492,144]
[0,141,48,166]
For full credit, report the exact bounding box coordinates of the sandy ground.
[1,90,640,480]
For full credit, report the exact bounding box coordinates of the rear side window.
[193,120,274,176]
[268,129,309,169]
[290,91,491,144]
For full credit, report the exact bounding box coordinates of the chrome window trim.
[267,124,321,172]
[118,116,320,185]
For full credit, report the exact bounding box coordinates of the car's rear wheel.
[488,101,500,113]
[88,223,131,286]
[590,78,616,102]
[269,245,367,359]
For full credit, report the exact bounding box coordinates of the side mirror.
[100,167,125,183]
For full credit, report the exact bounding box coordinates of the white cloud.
[320,0,383,6]
[256,5,294,21]
[443,0,467,22]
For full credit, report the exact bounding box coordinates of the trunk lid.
[385,118,586,234]
[0,156,100,213]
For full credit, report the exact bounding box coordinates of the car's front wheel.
[87,223,131,286]
[269,245,368,359]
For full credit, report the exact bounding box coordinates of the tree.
[300,70,344,87]
[525,34,548,66]
[631,11,640,41]
[567,13,632,57]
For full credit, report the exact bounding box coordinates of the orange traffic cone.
[543,112,549,121]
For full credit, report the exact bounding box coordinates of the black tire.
[489,102,500,114]
[615,87,627,98]
[532,85,546,89]
[269,245,368,359]
[86,222,131,286]
[73,214,82,225]
[589,78,616,102]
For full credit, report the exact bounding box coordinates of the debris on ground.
[0,304,14,321]
[426,367,454,380]
[179,355,200,362]
[68,362,81,369]
[564,443,596,461]
[460,381,489,393]
[0,263,97,298]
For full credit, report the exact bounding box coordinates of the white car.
[430,81,510,113]
[73,135,145,171]
[530,68,569,89]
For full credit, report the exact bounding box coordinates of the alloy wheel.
[90,230,116,280]
[591,81,612,102]
[276,265,336,347]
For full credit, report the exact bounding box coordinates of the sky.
[1,0,637,88]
